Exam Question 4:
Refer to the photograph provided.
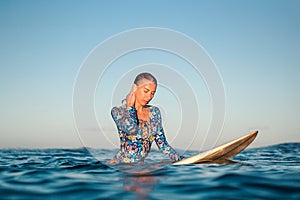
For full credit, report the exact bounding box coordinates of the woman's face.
[135,80,157,106]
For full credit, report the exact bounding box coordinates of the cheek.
[135,90,144,99]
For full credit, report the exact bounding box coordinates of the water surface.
[0,143,299,199]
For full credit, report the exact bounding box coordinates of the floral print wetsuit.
[111,105,184,163]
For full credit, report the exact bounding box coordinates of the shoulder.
[149,105,162,115]
[111,105,126,115]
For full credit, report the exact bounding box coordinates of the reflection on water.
[123,174,158,200]
[111,162,165,200]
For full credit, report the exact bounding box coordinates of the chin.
[142,102,149,106]
[137,100,150,106]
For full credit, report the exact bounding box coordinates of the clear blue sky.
[0,0,299,149]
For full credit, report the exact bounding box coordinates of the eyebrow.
[144,87,156,93]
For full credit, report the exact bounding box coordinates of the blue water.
[0,143,299,200]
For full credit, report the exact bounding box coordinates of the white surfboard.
[173,131,258,165]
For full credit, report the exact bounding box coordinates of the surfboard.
[173,130,258,165]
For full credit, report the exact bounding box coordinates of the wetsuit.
[111,105,184,163]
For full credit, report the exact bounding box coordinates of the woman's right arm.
[111,106,139,135]
[111,84,139,134]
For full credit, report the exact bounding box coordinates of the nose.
[146,93,153,101]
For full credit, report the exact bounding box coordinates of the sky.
[0,0,299,150]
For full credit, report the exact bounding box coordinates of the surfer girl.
[108,72,184,164]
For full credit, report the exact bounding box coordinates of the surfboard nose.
[250,130,259,137]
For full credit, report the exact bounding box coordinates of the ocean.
[0,143,299,199]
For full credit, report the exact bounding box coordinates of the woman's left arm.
[155,128,184,162]
[153,107,184,162]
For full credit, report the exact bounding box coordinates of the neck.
[134,102,144,113]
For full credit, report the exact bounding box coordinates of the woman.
[109,72,184,164]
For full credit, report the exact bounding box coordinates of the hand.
[126,84,137,108]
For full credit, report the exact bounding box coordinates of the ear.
[132,84,138,92]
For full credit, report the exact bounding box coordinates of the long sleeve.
[153,107,184,162]
[111,106,139,135]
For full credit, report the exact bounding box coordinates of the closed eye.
[143,86,156,95]
[144,89,155,94]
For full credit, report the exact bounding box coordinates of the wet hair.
[133,72,157,86]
